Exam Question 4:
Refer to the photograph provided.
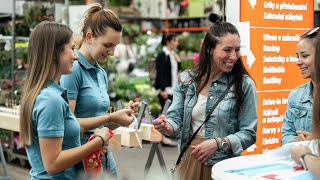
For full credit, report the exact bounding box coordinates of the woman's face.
[296,38,315,79]
[59,37,78,75]
[167,37,179,50]
[211,33,241,74]
[90,28,122,63]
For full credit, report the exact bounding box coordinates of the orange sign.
[239,0,314,155]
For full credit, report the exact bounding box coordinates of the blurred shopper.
[153,13,257,180]
[19,21,111,179]
[114,36,137,74]
[60,4,138,178]
[291,27,320,178]
[154,33,181,146]
[282,27,319,145]
[154,33,181,110]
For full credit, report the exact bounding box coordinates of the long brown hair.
[78,3,122,48]
[19,21,73,146]
[192,13,253,116]
[313,33,320,141]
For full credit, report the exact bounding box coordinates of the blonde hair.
[19,21,73,146]
[78,3,122,48]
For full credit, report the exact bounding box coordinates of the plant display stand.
[0,106,28,167]
[144,143,169,179]
[0,143,10,180]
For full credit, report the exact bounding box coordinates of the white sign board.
[68,5,91,35]
[0,0,24,16]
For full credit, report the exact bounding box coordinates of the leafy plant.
[122,24,140,37]
[178,32,205,52]
[180,59,194,71]
[109,0,132,6]
[23,3,47,30]
[108,74,161,115]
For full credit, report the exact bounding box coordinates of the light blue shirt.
[26,81,81,180]
[60,50,110,121]
[167,70,257,165]
[60,50,118,176]
[282,82,313,145]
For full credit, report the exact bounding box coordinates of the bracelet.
[95,135,104,147]
[300,152,318,170]
[213,138,220,151]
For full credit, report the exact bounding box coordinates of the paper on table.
[222,140,319,180]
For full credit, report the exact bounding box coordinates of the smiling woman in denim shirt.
[153,13,257,180]
[290,28,320,179]
[281,27,319,145]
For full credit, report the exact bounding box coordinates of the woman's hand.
[127,100,140,116]
[296,131,312,141]
[190,139,218,164]
[153,115,173,136]
[111,109,134,126]
[94,127,110,150]
[291,144,312,165]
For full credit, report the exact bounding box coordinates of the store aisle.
[113,142,179,180]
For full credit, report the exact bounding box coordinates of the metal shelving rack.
[0,0,70,169]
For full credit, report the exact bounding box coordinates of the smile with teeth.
[300,67,308,71]
[225,62,235,67]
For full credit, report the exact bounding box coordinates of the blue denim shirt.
[167,71,257,165]
[282,82,313,145]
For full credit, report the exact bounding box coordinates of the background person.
[153,13,257,180]
[19,21,110,179]
[60,4,138,177]
[154,33,181,110]
[154,33,181,146]
[282,27,319,145]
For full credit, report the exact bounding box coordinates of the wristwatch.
[220,138,228,151]
[300,152,317,170]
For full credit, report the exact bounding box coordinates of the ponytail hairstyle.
[191,13,253,116]
[78,3,122,48]
[20,21,73,146]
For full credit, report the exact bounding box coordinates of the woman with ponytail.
[153,13,257,179]
[60,3,139,177]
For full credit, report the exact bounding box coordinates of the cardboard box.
[129,122,162,142]
[139,123,162,142]
[115,127,142,148]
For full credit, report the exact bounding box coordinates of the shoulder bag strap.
[174,77,236,167]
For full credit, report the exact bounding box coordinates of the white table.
[212,148,316,180]
[212,154,272,180]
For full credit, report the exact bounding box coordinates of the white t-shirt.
[191,93,207,137]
